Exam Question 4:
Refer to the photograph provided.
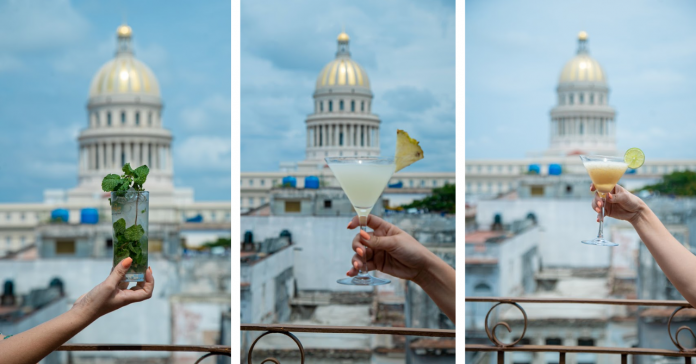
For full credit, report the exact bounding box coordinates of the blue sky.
[466,0,696,160]
[0,0,230,202]
[240,0,456,173]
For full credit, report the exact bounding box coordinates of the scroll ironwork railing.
[241,323,457,364]
[466,297,696,364]
[55,344,231,364]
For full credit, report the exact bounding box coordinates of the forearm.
[0,306,95,364]
[631,202,696,306]
[414,252,456,324]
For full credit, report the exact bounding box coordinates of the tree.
[640,171,696,196]
[401,183,455,214]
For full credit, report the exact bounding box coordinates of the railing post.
[685,356,691,364]
[559,352,565,364]
[497,351,504,364]
[621,354,627,364]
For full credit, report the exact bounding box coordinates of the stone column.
[307,126,310,148]
[143,142,150,167]
[334,124,339,147]
[115,142,122,168]
[89,143,96,170]
[124,142,131,166]
[167,145,173,171]
[134,142,141,167]
[106,142,113,169]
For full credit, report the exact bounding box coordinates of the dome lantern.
[577,31,588,54]
[116,24,133,55]
[336,30,350,57]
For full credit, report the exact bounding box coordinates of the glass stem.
[358,224,369,276]
[597,194,605,239]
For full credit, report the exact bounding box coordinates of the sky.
[0,0,231,202]
[466,0,696,161]
[240,0,456,173]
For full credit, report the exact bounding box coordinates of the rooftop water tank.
[528,164,540,174]
[282,176,297,188]
[388,181,403,188]
[80,208,99,224]
[51,209,69,223]
[304,176,319,189]
[548,164,562,176]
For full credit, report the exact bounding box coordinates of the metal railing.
[55,344,231,364]
[466,297,696,364]
[241,323,456,364]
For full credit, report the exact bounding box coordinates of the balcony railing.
[466,297,696,364]
[55,344,231,364]
[241,323,456,363]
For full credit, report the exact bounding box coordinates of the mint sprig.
[102,164,150,273]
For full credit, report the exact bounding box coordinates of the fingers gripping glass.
[579,155,628,247]
[325,157,393,286]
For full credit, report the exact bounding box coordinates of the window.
[531,186,544,196]
[56,240,76,255]
[94,112,100,125]
[419,180,424,187]
[260,179,265,186]
[20,213,24,221]
[589,94,594,104]
[106,238,113,248]
[20,236,25,246]
[432,180,437,187]
[579,93,584,104]
[284,201,301,213]
[361,101,365,111]
[329,101,333,112]
[340,132,344,146]
[149,112,152,125]
[351,100,355,112]
[569,94,574,105]
[340,100,344,111]
[249,179,254,186]
[121,111,126,124]
[107,112,112,126]
[599,94,604,104]
[546,338,562,346]
[410,180,414,187]
[324,200,332,208]
[578,338,595,346]
[135,112,140,125]
[320,101,324,112]
[248,197,254,206]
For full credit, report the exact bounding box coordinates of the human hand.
[72,258,154,321]
[591,183,645,224]
[346,214,436,282]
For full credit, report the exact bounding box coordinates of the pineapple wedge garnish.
[395,129,424,172]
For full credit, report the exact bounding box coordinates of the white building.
[240,31,456,213]
[0,24,230,257]
[466,32,696,199]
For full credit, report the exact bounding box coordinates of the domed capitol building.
[0,25,231,256]
[466,32,696,199]
[240,31,456,213]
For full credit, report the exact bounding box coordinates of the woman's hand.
[591,183,646,224]
[346,214,436,282]
[72,257,154,321]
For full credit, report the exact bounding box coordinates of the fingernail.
[346,271,351,276]
[359,230,370,240]
[357,247,364,257]
[121,257,133,268]
[353,261,359,270]
[347,222,352,229]
[149,266,152,274]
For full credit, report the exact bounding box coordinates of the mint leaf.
[102,174,122,191]
[113,218,126,235]
[124,224,145,241]
[117,179,130,192]
[134,165,149,186]
[122,163,136,177]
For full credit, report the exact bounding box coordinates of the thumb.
[107,257,132,286]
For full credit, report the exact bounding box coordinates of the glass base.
[123,273,145,282]
[337,274,390,286]
[581,238,618,247]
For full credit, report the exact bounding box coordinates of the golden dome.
[578,31,588,41]
[316,57,370,89]
[337,32,350,42]
[117,25,132,38]
[559,54,606,83]
[89,56,160,97]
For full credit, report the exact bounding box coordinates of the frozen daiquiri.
[101,164,150,282]
[579,148,645,246]
[326,129,424,286]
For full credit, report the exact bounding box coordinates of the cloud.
[0,0,89,52]
[175,136,231,172]
[0,55,23,72]
[178,94,232,132]
[382,87,439,113]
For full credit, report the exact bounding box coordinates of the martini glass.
[579,155,628,246]
[326,156,395,286]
